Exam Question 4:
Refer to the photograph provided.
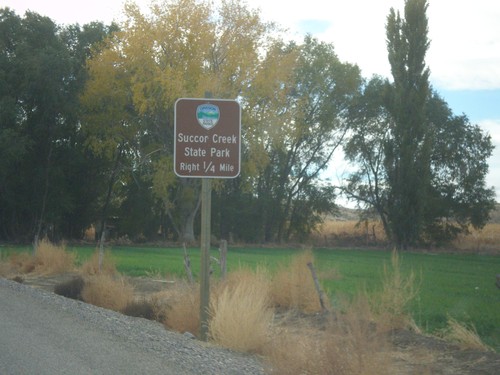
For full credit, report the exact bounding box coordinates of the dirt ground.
[9,272,500,375]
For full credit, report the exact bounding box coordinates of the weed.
[440,316,493,352]
[371,249,419,331]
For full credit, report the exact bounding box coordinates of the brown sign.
[174,98,241,178]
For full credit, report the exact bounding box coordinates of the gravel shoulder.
[3,273,500,375]
[0,277,265,375]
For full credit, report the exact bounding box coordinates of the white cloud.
[249,0,500,91]
[7,0,500,91]
[427,1,500,90]
[7,0,125,25]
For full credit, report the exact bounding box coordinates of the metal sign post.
[199,177,211,340]
[174,98,241,341]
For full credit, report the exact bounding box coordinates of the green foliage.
[0,8,114,241]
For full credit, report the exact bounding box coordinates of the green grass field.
[2,244,499,350]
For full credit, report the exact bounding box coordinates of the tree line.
[0,0,495,248]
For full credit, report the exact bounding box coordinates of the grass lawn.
[2,244,499,350]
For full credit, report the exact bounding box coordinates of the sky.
[4,0,500,202]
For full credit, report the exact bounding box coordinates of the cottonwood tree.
[245,36,361,242]
[81,0,274,242]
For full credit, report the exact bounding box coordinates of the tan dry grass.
[0,256,18,277]
[315,219,387,245]
[270,249,326,313]
[81,273,134,312]
[318,219,500,252]
[34,239,76,275]
[452,223,500,253]
[161,282,200,336]
[7,252,36,274]
[6,239,76,275]
[209,268,273,353]
[441,316,493,352]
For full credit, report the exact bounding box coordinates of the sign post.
[174,98,241,341]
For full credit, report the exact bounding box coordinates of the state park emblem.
[196,103,220,130]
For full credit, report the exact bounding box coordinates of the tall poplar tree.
[344,0,495,248]
[385,0,431,249]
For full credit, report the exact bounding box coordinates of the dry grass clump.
[161,282,200,336]
[34,239,76,275]
[440,316,493,352]
[209,268,273,353]
[270,249,325,313]
[265,298,392,374]
[371,250,419,331]
[81,273,134,312]
[9,252,37,273]
[4,252,34,274]
[79,249,117,276]
[6,239,76,275]
[0,260,15,278]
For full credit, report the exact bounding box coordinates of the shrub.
[209,268,273,353]
[54,276,85,300]
[81,274,134,312]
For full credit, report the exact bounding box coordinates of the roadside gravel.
[0,278,266,375]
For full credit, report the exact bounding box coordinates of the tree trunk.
[182,193,201,243]
[97,145,123,270]
[34,144,53,254]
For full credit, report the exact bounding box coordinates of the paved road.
[0,278,264,375]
